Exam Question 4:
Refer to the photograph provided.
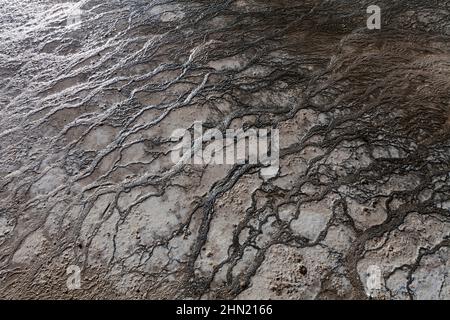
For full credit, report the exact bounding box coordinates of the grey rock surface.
[0,0,449,299]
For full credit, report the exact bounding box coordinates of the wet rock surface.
[0,0,449,299]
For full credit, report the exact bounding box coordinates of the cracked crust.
[0,0,449,300]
